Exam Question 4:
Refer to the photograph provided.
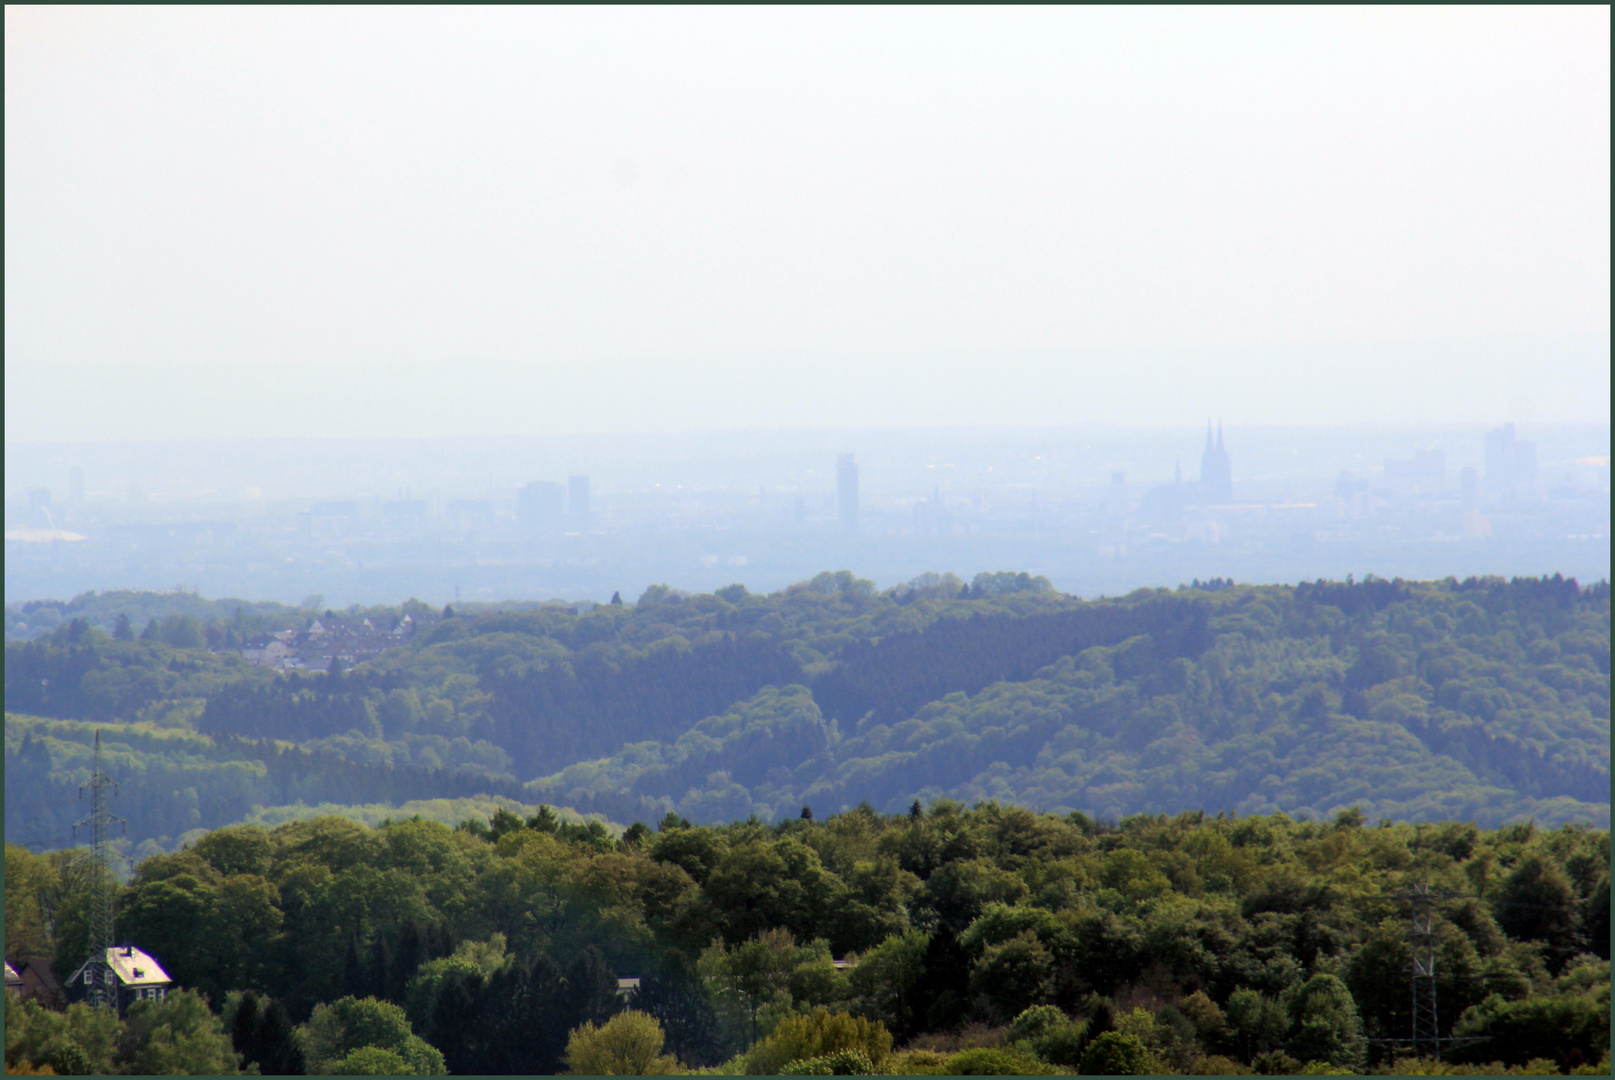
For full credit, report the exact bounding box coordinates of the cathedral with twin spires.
[1200,421,1232,503]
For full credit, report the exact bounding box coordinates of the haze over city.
[5,5,1609,610]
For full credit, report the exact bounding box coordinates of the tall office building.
[1484,423,1537,496]
[518,481,565,532]
[568,476,591,530]
[837,453,859,532]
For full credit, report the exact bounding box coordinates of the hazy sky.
[6,6,1610,440]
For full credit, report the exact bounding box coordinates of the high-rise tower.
[1483,423,1536,497]
[836,454,859,532]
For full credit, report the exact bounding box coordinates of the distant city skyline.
[6,421,1607,613]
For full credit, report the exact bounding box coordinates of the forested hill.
[4,573,1609,851]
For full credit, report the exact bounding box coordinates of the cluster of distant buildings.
[7,947,172,1017]
[1372,423,1537,502]
[512,455,865,535]
[516,475,592,533]
[493,424,1554,551]
[241,612,418,671]
[1089,419,1571,557]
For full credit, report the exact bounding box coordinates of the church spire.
[1199,421,1232,503]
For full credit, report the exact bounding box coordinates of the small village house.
[5,958,64,1007]
[66,946,173,1016]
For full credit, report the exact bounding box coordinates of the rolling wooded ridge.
[5,573,1608,851]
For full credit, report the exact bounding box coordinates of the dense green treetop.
[6,574,1609,857]
[5,798,1609,1074]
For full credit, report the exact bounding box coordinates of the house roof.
[19,961,61,991]
[68,947,172,988]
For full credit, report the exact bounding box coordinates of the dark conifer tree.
[488,954,568,1074]
[256,996,307,1075]
[342,928,364,998]
[394,921,424,1001]
[1584,876,1610,960]
[916,929,971,1033]
[429,922,456,962]
[429,971,485,1074]
[368,931,393,1001]
[630,958,725,1067]
[565,945,622,1033]
[113,613,134,641]
[231,991,306,1076]
[230,991,261,1060]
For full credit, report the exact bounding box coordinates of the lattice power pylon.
[1408,883,1441,1060]
[1386,880,1476,1063]
[72,730,126,1009]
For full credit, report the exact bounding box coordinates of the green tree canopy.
[114,989,244,1075]
[298,996,446,1076]
[564,1010,686,1075]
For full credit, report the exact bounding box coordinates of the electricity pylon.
[1384,880,1484,1063]
[1406,882,1443,1060]
[72,730,125,1009]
